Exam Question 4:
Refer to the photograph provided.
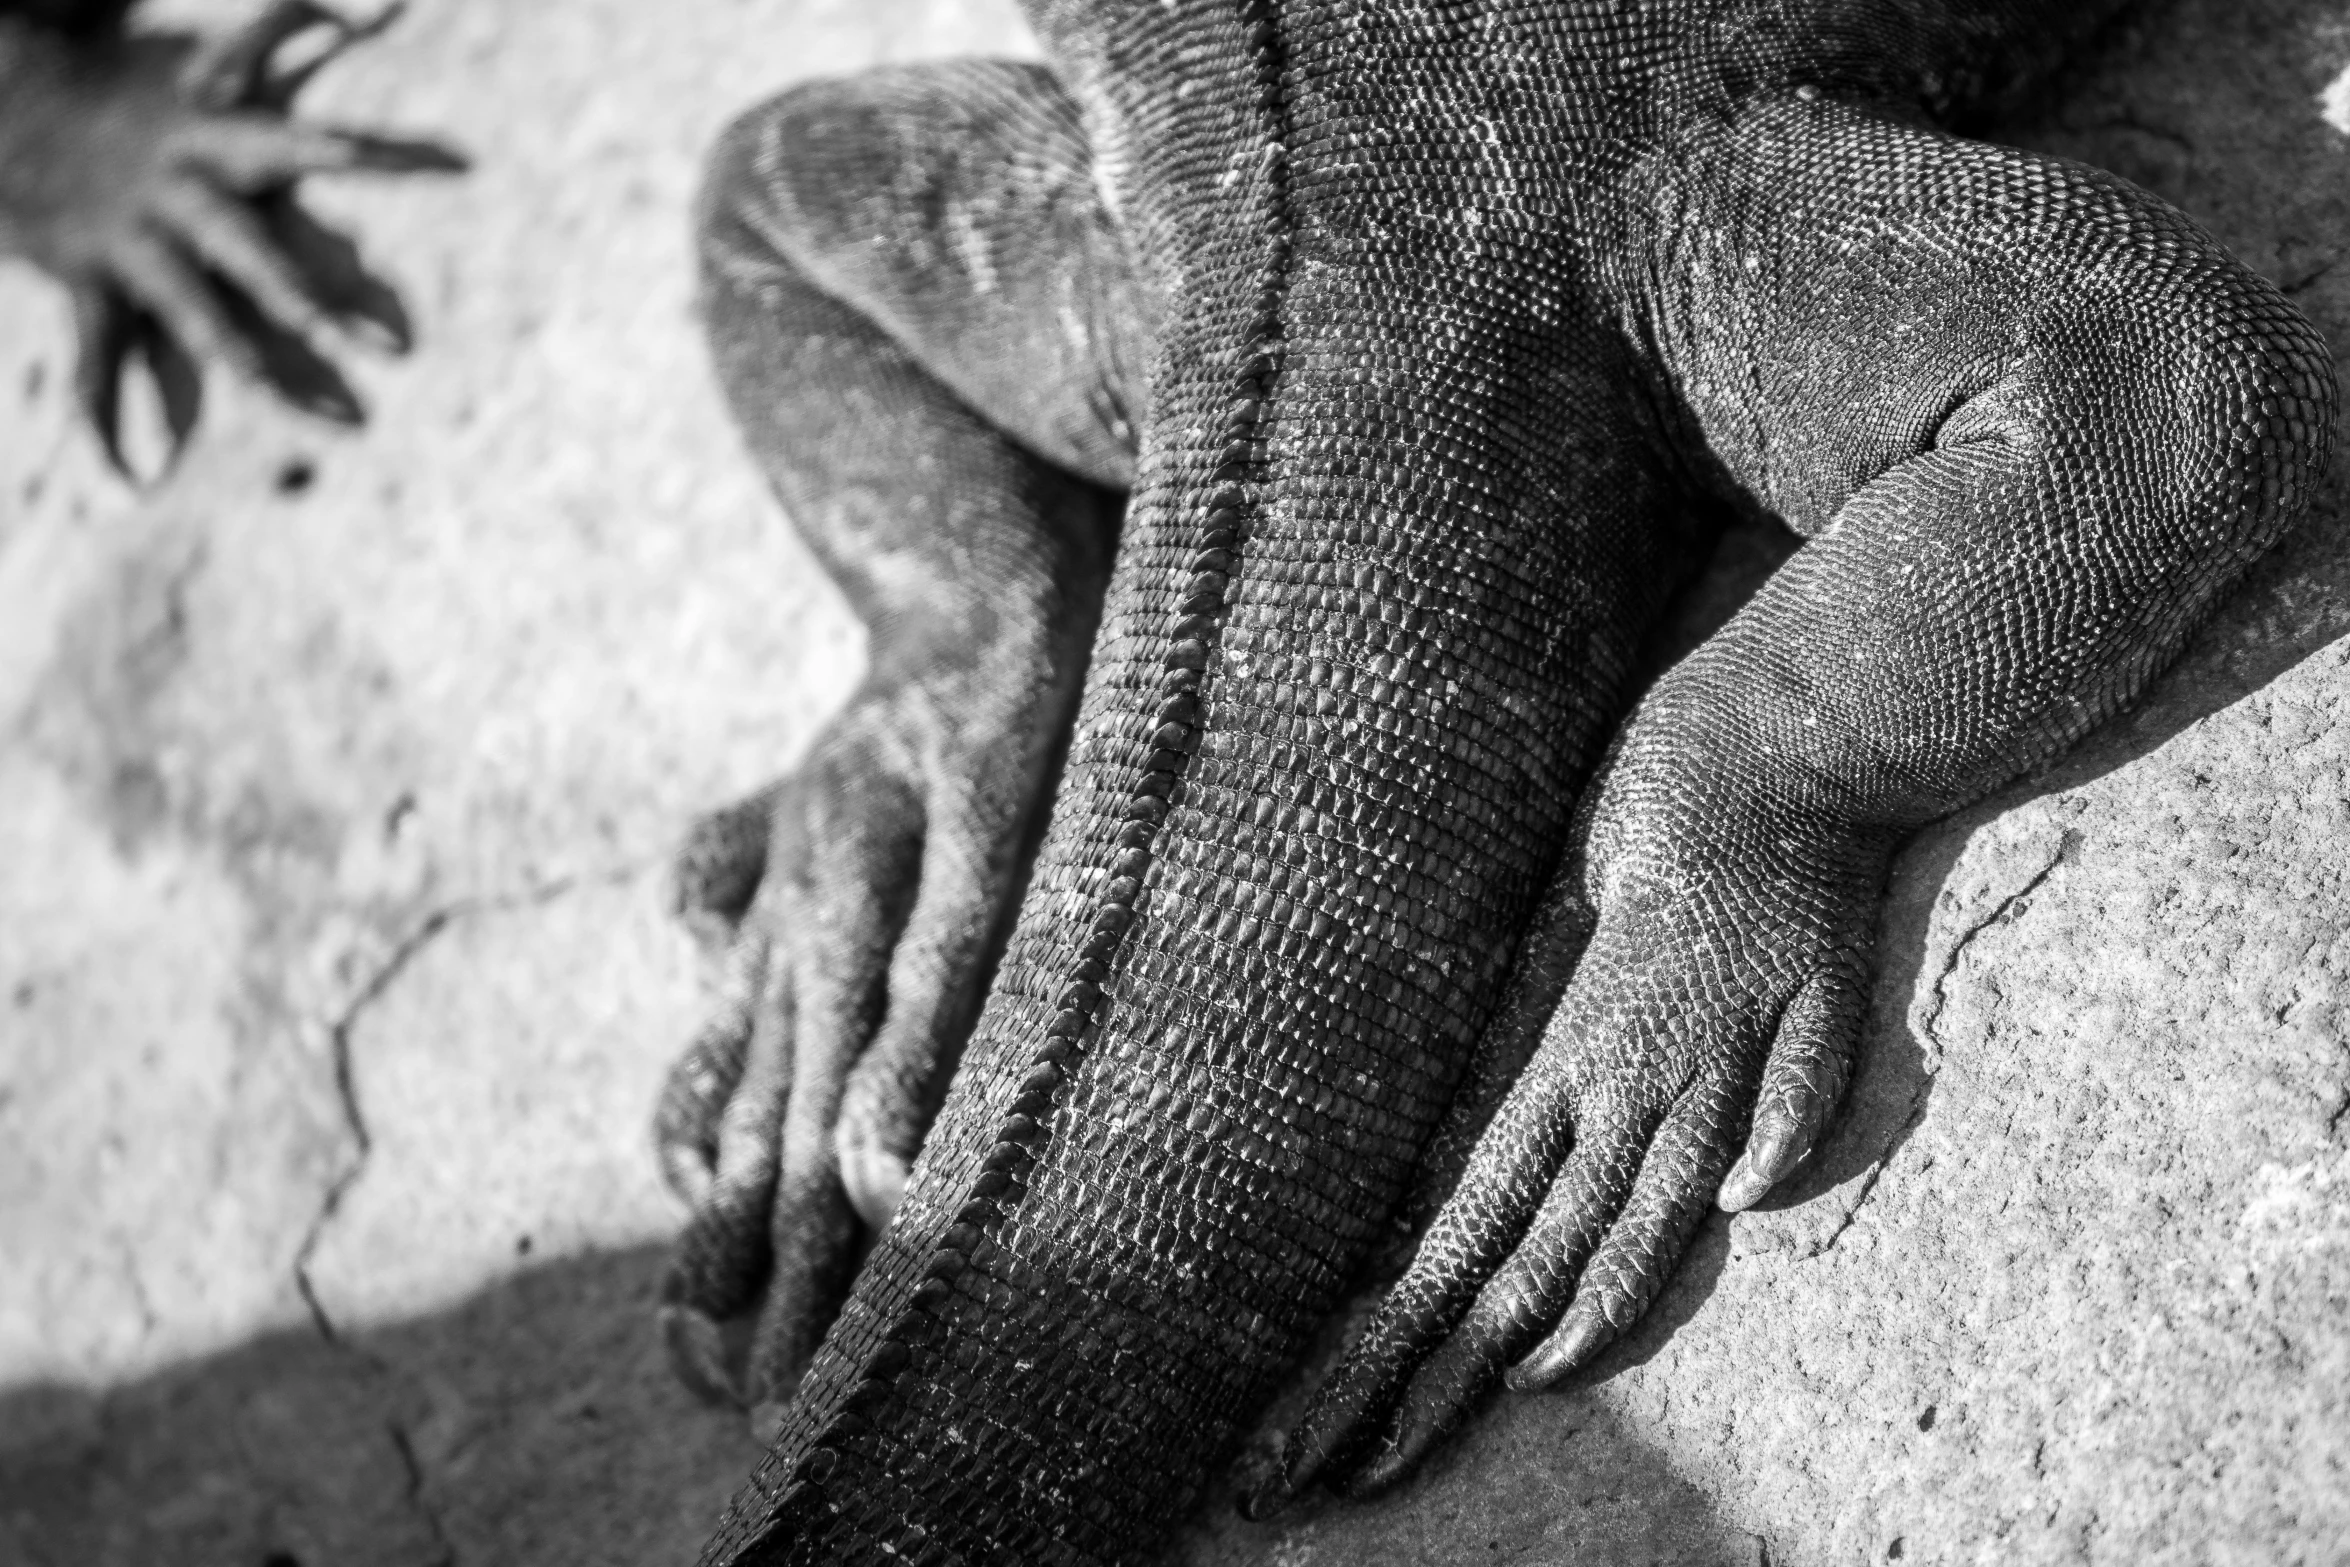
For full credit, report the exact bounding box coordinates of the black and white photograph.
[2,1,2345,1562]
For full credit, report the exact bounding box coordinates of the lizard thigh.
[695,57,1148,499]
[1633,92,2333,803]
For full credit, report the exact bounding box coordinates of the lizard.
[650,0,2336,1561]
[0,0,463,478]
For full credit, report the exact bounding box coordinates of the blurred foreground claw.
[69,278,203,477]
[5,0,464,477]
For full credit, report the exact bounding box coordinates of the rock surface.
[1,2,2343,1565]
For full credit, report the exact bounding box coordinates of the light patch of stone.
[2320,60,2350,139]
[1,0,1037,1561]
[304,873,694,1334]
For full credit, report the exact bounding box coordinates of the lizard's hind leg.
[654,58,1145,1419]
[1267,89,2333,1503]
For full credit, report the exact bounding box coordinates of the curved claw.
[836,1136,910,1232]
[180,1,401,114]
[1719,966,1864,1212]
[70,281,136,477]
[72,279,208,482]
[1506,1309,1614,1392]
[255,3,406,113]
[134,308,206,466]
[1717,1118,1815,1213]
[169,117,469,187]
[254,193,413,353]
[210,264,366,424]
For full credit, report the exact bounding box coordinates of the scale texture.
[668,0,2332,1562]
[0,1,2336,1566]
[662,0,2338,1561]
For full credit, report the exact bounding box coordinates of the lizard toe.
[652,938,760,1205]
[659,941,791,1403]
[830,797,1038,1232]
[1256,1070,1584,1511]
[1504,1077,1746,1391]
[670,783,778,957]
[653,729,924,1408]
[1323,1110,1653,1498]
[1278,787,1883,1497]
[659,1299,755,1409]
[1719,966,1864,1213]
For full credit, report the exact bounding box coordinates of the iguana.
[651,0,2334,1560]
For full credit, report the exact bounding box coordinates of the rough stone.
[3,0,1029,1560]
[2,1,2344,1565]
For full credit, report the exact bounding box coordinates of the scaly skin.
[654,1,2335,1560]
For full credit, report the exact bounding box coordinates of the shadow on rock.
[0,1236,1762,1567]
[0,1245,759,1567]
[1173,1266,1765,1567]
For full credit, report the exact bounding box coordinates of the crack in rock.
[288,864,637,1340]
[279,862,641,1566]
[1809,1087,1933,1258]
[1810,829,2074,1255]
[388,1417,460,1567]
[291,903,456,1347]
[1918,831,2073,1054]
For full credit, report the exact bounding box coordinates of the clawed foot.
[652,682,1058,1420]
[12,2,465,476]
[1251,760,1889,1511]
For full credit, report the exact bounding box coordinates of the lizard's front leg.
[655,59,1144,1416]
[1269,89,2335,1499]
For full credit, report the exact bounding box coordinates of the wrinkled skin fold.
[651,2,2334,1561]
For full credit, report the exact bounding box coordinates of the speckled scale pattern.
[661,60,1138,1400]
[688,0,2335,1561]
